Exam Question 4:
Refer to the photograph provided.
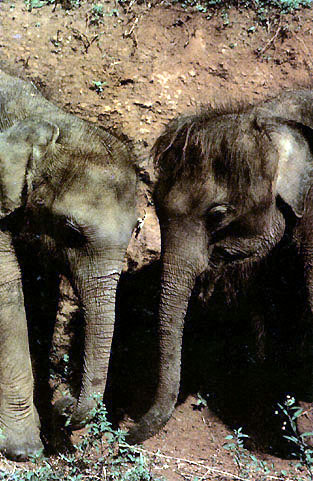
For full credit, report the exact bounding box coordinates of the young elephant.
[0,70,137,460]
[128,92,313,443]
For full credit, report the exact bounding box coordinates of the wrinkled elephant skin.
[0,70,137,460]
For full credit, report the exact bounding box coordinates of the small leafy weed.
[91,80,107,93]
[0,395,162,480]
[278,395,313,480]
[192,393,208,411]
[223,427,276,478]
[89,3,105,24]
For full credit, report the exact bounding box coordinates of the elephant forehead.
[161,177,227,215]
[56,164,125,203]
[52,166,136,245]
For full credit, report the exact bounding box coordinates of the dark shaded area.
[108,261,161,419]
[14,239,61,448]
[14,229,313,458]
[109,234,312,457]
[184,236,311,457]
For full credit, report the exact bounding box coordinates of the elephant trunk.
[63,247,125,429]
[128,220,208,443]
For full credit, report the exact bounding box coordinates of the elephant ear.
[257,116,313,218]
[0,118,59,217]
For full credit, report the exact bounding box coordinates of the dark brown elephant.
[0,70,137,460]
[128,90,313,443]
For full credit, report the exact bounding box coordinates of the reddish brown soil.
[1,1,313,479]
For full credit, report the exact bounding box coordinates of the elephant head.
[128,103,313,443]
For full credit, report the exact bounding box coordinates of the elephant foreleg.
[0,233,42,460]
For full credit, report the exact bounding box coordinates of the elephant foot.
[126,406,173,444]
[0,423,43,461]
[296,401,313,447]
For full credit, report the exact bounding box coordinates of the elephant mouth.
[211,245,260,264]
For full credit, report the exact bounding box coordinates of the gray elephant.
[0,69,137,460]
[128,90,313,443]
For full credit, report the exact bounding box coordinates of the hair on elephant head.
[127,93,313,444]
[0,69,138,461]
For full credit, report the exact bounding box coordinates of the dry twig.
[256,22,283,57]
[122,443,293,481]
[71,28,99,53]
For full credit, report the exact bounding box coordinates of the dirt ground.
[1,0,313,479]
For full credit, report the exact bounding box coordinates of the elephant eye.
[205,203,235,230]
[56,217,87,247]
[66,218,83,234]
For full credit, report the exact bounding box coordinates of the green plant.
[24,0,80,11]
[223,427,274,478]
[152,0,312,22]
[91,80,107,93]
[88,3,119,24]
[278,395,313,480]
[192,393,208,410]
[0,395,162,480]
[62,353,70,377]
[89,3,105,24]
[24,0,53,10]
[74,394,163,480]
[223,427,250,477]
